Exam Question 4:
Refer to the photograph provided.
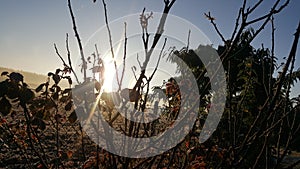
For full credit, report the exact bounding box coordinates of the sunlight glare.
[101,39,124,92]
[102,58,116,92]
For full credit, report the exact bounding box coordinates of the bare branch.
[246,0,289,25]
[204,12,226,44]
[136,53,142,68]
[149,38,167,82]
[66,33,80,84]
[101,0,120,87]
[131,66,138,81]
[229,8,242,45]
[141,38,167,113]
[270,21,299,111]
[119,22,127,91]
[54,43,67,66]
[246,0,263,14]
[269,16,275,95]
[252,135,269,169]
[142,0,176,70]
[186,29,191,50]
[67,0,87,82]
[140,8,151,59]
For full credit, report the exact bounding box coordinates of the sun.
[101,58,117,92]
[100,40,124,92]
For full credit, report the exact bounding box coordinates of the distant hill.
[0,67,69,89]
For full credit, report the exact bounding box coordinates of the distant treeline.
[0,67,69,89]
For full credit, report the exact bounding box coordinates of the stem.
[67,0,87,82]
[101,0,121,88]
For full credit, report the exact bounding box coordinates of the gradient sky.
[0,0,299,95]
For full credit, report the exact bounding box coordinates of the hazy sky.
[0,0,299,94]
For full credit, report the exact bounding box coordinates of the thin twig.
[66,33,80,84]
[101,0,120,87]
[54,44,67,66]
[246,0,263,14]
[205,12,226,44]
[141,38,167,111]
[142,0,176,70]
[136,54,142,69]
[186,29,191,50]
[67,0,87,81]
[119,22,127,91]
[270,16,275,95]
[246,0,289,25]
[230,8,242,46]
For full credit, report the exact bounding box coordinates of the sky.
[0,0,299,95]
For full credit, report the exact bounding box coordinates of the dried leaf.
[0,81,8,97]
[0,97,11,116]
[45,99,56,110]
[62,88,72,95]
[54,114,62,122]
[20,88,35,105]
[54,85,61,92]
[68,77,72,85]
[55,69,61,74]
[82,157,96,169]
[9,72,23,82]
[52,74,61,84]
[1,71,9,76]
[35,83,45,92]
[91,66,103,73]
[65,101,73,111]
[48,72,54,76]
[52,92,59,100]
[31,118,46,130]
[66,150,73,159]
[68,110,77,123]
[95,81,101,91]
[6,87,19,99]
[37,163,43,169]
